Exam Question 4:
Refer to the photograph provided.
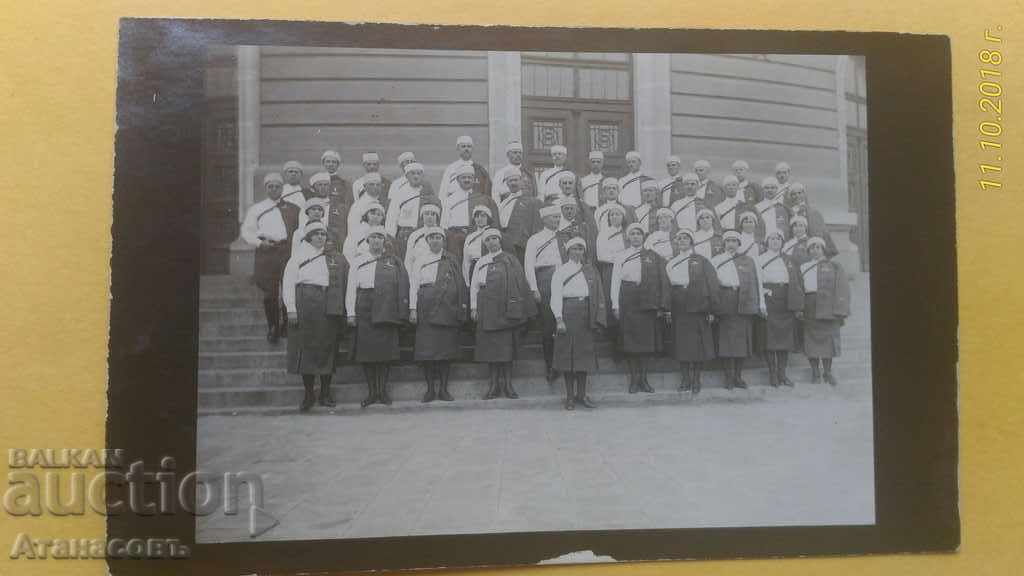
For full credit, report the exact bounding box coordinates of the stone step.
[197,364,871,412]
[198,337,281,353]
[200,296,262,309]
[197,355,869,389]
[197,345,872,371]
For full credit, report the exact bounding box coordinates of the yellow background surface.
[0,1,1017,574]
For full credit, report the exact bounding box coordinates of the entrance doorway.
[521,52,634,183]
[847,128,869,272]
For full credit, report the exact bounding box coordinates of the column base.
[824,211,860,278]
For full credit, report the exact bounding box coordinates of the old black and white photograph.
[194,46,873,544]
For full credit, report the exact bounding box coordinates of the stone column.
[487,51,523,175]
[632,54,672,176]
[229,46,261,276]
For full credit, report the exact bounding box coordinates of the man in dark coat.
[496,171,543,266]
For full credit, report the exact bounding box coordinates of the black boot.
[823,358,838,386]
[734,358,748,389]
[577,372,596,408]
[379,365,392,405]
[437,362,454,401]
[503,364,519,399]
[543,336,558,383]
[779,352,794,387]
[627,358,638,393]
[692,362,703,395]
[361,365,377,408]
[639,359,654,393]
[723,359,734,390]
[484,364,500,399]
[678,362,692,392]
[563,372,575,411]
[766,352,779,388]
[810,358,822,384]
[318,374,336,407]
[421,364,436,403]
[277,304,288,339]
[300,375,316,412]
[264,297,279,343]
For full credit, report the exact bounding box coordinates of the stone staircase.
[198,274,872,415]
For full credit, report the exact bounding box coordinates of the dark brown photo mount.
[106,18,957,575]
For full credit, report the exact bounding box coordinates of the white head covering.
[626,223,647,236]
[506,140,523,152]
[642,180,660,192]
[304,197,328,213]
[765,229,786,242]
[675,228,695,241]
[625,151,641,162]
[807,236,826,250]
[397,151,416,165]
[696,208,715,221]
[602,177,619,189]
[304,221,327,238]
[681,172,700,184]
[282,161,303,172]
[589,151,604,161]
[472,205,493,217]
[790,215,809,227]
[565,237,587,251]
[455,164,476,178]
[558,172,576,183]
[540,205,562,218]
[775,162,791,172]
[604,202,626,217]
[320,150,341,163]
[363,172,382,185]
[722,230,742,242]
[722,175,739,186]
[457,135,474,146]
[738,212,758,226]
[362,152,380,163]
[666,155,682,165]
[732,160,749,170]
[656,208,674,221]
[762,177,780,188]
[420,204,441,216]
[361,202,385,221]
[481,228,502,242]
[309,172,331,186]
[694,159,711,170]
[550,144,568,155]
[263,172,284,186]
[404,162,424,174]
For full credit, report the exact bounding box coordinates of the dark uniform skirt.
[552,298,597,372]
[597,262,616,329]
[414,284,462,361]
[716,287,753,358]
[352,288,401,362]
[252,242,289,294]
[761,282,796,351]
[802,293,841,358]
[287,284,339,375]
[474,326,518,362]
[535,265,557,339]
[669,286,715,361]
[618,281,661,354]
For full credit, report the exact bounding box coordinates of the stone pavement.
[196,379,875,543]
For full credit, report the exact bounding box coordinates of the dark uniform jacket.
[421,251,468,327]
[790,204,839,257]
[628,249,669,312]
[478,252,538,331]
[368,253,410,326]
[798,259,850,319]
[322,253,350,316]
[574,262,608,329]
[499,195,544,254]
[662,253,721,313]
[713,253,760,315]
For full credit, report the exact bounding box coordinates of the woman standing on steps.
[409,227,467,402]
[283,221,349,412]
[470,228,537,400]
[551,237,606,410]
[610,223,669,394]
[711,230,766,390]
[756,230,803,388]
[795,237,850,386]
[663,228,720,395]
[346,226,409,407]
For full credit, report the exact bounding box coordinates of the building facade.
[201,48,868,275]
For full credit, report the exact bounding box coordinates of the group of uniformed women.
[258,150,850,412]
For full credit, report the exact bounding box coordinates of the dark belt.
[621,280,641,287]
[397,225,415,233]
[671,283,690,289]
[298,283,328,291]
[764,282,788,289]
[563,296,589,302]
[358,287,375,293]
[418,282,434,289]
[535,265,556,273]
[805,291,817,295]
[720,286,739,291]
